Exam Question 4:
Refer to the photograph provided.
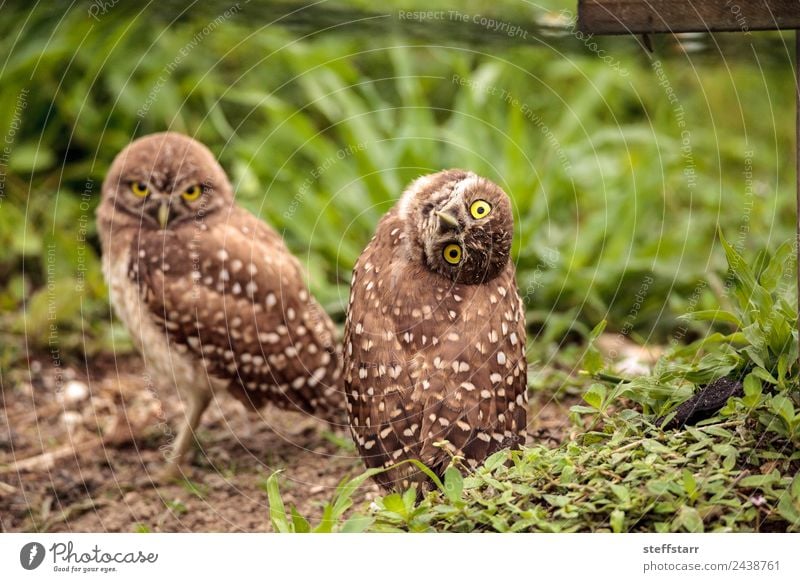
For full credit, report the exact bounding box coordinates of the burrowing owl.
[97,132,343,477]
[344,169,528,490]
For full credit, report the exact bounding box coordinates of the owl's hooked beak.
[436,210,461,232]
[157,200,170,229]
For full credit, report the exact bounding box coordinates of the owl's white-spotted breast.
[97,132,343,477]
[344,169,528,490]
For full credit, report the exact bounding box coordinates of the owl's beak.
[157,200,170,229]
[436,211,460,232]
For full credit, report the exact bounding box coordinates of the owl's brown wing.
[132,207,342,420]
[345,214,426,478]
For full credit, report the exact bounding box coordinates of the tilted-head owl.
[344,169,528,490]
[97,132,343,478]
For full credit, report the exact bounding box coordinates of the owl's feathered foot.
[123,460,184,489]
[162,389,212,477]
[152,460,186,484]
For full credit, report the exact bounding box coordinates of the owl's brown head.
[399,169,514,285]
[100,132,233,231]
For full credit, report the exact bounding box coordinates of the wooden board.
[578,0,800,34]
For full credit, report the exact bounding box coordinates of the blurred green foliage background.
[0,0,796,368]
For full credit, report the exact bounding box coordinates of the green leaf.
[583,383,607,410]
[331,467,397,518]
[739,472,780,489]
[482,451,507,472]
[674,506,704,533]
[713,443,738,471]
[589,320,608,340]
[610,483,631,506]
[752,367,778,385]
[682,469,698,501]
[291,506,311,533]
[741,373,763,407]
[582,320,607,374]
[382,494,406,516]
[610,509,625,533]
[570,405,601,415]
[641,439,671,454]
[743,346,768,370]
[340,514,373,533]
[265,471,291,533]
[444,466,464,503]
[719,229,757,299]
[402,486,417,510]
[313,505,335,533]
[777,492,800,525]
[680,310,741,327]
[759,239,794,290]
[743,373,762,397]
[770,395,796,425]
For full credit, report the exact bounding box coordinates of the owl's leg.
[161,389,212,480]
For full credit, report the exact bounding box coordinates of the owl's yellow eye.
[130,182,149,197]
[469,199,492,219]
[443,243,462,265]
[182,184,202,201]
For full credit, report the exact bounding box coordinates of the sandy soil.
[0,355,571,532]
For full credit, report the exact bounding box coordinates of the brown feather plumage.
[344,170,528,491]
[97,132,344,476]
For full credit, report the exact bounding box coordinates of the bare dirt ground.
[0,355,573,532]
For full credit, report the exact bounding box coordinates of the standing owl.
[344,169,528,491]
[97,132,343,478]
